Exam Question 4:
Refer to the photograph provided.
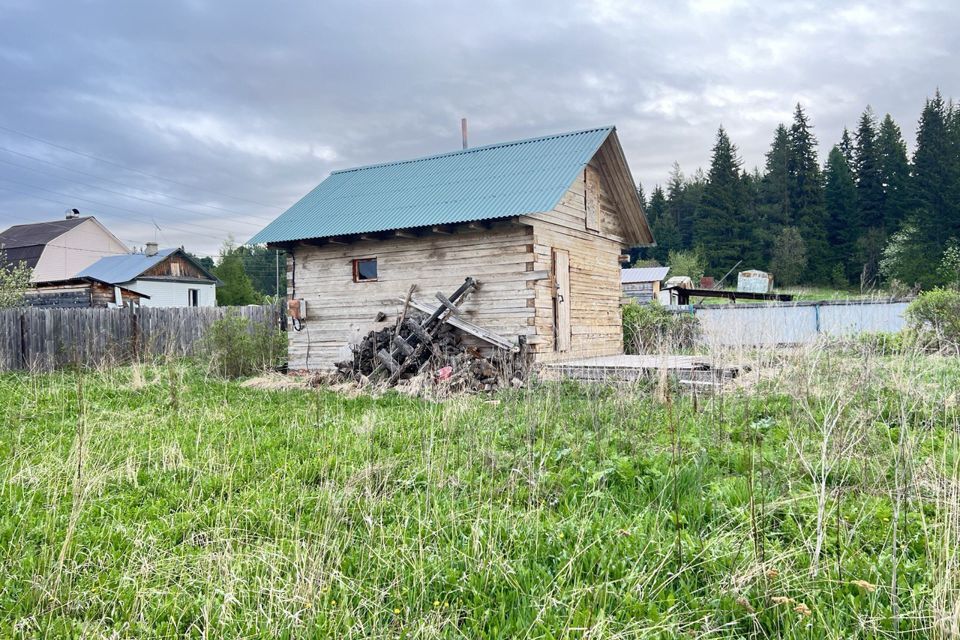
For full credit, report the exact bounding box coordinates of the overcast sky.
[0,0,957,256]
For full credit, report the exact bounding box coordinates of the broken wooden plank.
[377,349,400,373]
[435,292,462,316]
[405,318,432,343]
[401,297,518,352]
[392,335,414,356]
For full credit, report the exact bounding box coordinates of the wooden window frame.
[352,257,378,283]
[188,288,200,307]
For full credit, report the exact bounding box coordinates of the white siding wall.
[31,219,129,282]
[127,280,217,307]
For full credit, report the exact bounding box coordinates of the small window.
[188,288,200,307]
[353,257,378,282]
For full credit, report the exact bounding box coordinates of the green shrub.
[622,301,700,354]
[666,249,705,285]
[905,287,960,352]
[850,331,916,356]
[205,312,286,378]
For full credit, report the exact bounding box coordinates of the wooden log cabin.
[24,277,149,308]
[249,126,654,371]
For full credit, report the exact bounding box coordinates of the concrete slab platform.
[540,354,748,383]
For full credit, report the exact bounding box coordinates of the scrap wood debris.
[333,277,527,394]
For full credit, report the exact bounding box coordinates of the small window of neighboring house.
[188,289,200,307]
[353,257,378,282]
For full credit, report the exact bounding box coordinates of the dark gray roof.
[0,217,90,268]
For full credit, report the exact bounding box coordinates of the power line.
[0,122,289,211]
[0,182,237,244]
[0,155,268,228]
[0,145,276,224]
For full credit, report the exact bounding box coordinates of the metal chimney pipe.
[461,118,468,149]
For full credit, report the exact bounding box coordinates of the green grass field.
[1,351,958,638]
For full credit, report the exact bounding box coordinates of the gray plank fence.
[670,298,913,347]
[0,305,280,372]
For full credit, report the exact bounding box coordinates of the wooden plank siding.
[525,153,628,363]
[287,223,536,370]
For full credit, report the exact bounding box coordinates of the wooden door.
[553,248,571,352]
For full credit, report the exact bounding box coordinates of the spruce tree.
[759,124,791,228]
[787,104,829,282]
[877,114,911,232]
[694,127,751,271]
[646,186,677,264]
[666,163,695,249]
[824,146,858,282]
[947,102,960,240]
[854,107,884,233]
[636,181,647,209]
[912,92,954,260]
[839,128,855,166]
[756,125,791,267]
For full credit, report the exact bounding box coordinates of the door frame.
[552,248,571,352]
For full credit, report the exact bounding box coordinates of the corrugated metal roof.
[622,266,670,283]
[248,126,615,244]
[77,248,178,284]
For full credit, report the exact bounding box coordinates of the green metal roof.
[248,126,615,244]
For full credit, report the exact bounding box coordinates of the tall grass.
[0,337,957,637]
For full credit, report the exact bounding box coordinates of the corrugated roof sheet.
[621,266,670,283]
[248,126,615,244]
[77,248,178,284]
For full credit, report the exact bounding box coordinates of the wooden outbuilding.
[24,277,150,308]
[622,266,670,303]
[78,245,218,307]
[250,126,653,371]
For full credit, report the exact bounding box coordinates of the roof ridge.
[330,125,615,176]
[2,216,92,230]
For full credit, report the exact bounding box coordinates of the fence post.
[19,311,27,371]
[131,306,140,361]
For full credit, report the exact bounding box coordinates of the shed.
[78,246,219,307]
[621,266,670,302]
[249,125,653,371]
[25,277,149,308]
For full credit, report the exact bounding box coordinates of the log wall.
[525,159,627,363]
[287,224,536,370]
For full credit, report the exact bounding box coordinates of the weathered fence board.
[0,305,280,372]
[669,298,913,347]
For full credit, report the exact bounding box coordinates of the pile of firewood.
[333,278,525,393]
[335,316,523,393]
[335,312,455,378]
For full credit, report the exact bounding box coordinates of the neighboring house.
[78,244,218,307]
[24,277,150,308]
[622,266,670,303]
[249,125,654,371]
[0,215,129,282]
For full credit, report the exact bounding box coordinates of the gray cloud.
[0,0,957,255]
